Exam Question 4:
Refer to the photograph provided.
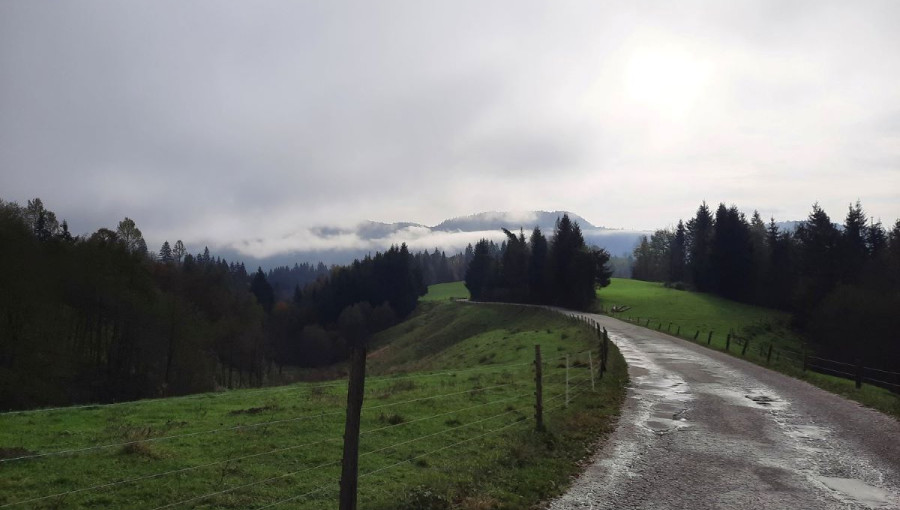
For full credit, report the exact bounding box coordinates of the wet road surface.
[547,312,900,510]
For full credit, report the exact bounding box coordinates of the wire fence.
[0,329,607,509]
[613,314,900,394]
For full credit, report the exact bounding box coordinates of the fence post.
[339,345,367,510]
[725,333,731,351]
[601,328,609,376]
[855,359,863,389]
[667,322,672,332]
[676,325,681,336]
[534,345,543,431]
[588,351,595,391]
[646,319,651,327]
[766,344,773,364]
[707,331,713,345]
[694,330,699,341]
[565,354,570,408]
[741,338,750,356]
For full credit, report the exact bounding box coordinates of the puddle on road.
[746,394,779,406]
[610,332,695,436]
[814,476,899,509]
[695,384,791,412]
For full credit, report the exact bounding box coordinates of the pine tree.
[840,201,868,283]
[528,227,548,300]
[669,220,687,283]
[686,202,714,291]
[465,240,494,300]
[250,267,275,313]
[159,241,174,263]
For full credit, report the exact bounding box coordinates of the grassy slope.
[597,278,899,418]
[419,281,470,302]
[0,285,626,510]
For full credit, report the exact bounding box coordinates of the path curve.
[546,312,900,510]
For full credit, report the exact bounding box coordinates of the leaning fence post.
[694,330,699,341]
[565,354,570,408]
[707,331,713,345]
[588,351,595,391]
[855,359,863,389]
[766,344,773,364]
[339,344,367,510]
[676,325,681,336]
[534,345,544,431]
[741,337,750,356]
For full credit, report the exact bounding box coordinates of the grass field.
[0,288,626,509]
[419,281,469,302]
[596,278,899,418]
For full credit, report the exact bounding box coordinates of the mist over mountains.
[218,211,649,269]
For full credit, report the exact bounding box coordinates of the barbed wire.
[0,392,532,509]
[1,382,521,463]
[0,361,538,417]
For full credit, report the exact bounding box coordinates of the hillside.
[0,290,627,509]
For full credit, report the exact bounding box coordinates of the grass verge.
[596,278,899,419]
[0,289,626,509]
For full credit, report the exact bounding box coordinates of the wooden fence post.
[588,351,595,391]
[855,359,863,389]
[339,345,367,510]
[534,345,544,431]
[601,328,609,375]
[725,333,731,351]
[741,338,750,356]
[707,331,713,345]
[676,325,681,336]
[766,344,773,365]
[694,330,699,341]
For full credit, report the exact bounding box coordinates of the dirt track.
[546,312,900,510]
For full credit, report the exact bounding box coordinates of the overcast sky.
[2,1,899,258]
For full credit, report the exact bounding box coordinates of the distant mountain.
[217,210,647,269]
[433,210,600,232]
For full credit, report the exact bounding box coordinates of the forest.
[0,198,427,410]
[464,214,613,310]
[631,201,900,369]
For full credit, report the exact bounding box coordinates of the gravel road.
[546,312,900,510]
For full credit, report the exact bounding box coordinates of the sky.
[2,1,899,259]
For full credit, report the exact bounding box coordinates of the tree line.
[631,201,900,368]
[0,198,425,410]
[464,214,612,310]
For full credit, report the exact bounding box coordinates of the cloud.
[1,0,898,257]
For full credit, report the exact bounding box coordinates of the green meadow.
[0,286,626,509]
[597,278,899,418]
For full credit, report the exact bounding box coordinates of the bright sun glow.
[623,48,712,118]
